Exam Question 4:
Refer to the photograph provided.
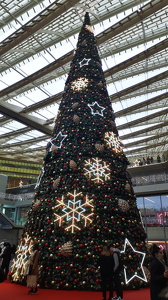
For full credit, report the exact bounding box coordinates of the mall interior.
[0,1,168,255]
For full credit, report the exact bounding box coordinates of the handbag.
[27,275,37,287]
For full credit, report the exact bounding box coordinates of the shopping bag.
[27,275,37,287]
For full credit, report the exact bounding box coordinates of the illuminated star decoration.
[84,158,111,183]
[71,77,89,91]
[79,58,91,68]
[52,190,94,233]
[49,131,67,151]
[11,233,34,281]
[35,166,44,188]
[88,101,105,116]
[104,131,123,152]
[121,238,147,284]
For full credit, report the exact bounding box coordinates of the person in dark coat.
[110,244,123,300]
[99,245,114,300]
[0,242,12,279]
[150,244,168,300]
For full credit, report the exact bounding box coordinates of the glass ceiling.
[0,0,168,170]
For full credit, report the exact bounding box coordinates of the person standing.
[99,245,114,300]
[27,243,40,294]
[110,244,123,300]
[150,244,168,300]
[0,241,12,280]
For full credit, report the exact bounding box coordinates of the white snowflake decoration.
[85,24,94,33]
[71,77,89,91]
[104,131,123,152]
[84,157,111,183]
[52,190,94,233]
[11,233,34,281]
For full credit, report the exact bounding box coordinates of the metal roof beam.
[0,0,81,56]
[110,70,168,101]
[104,38,168,79]
[120,121,168,140]
[124,131,168,148]
[115,92,168,117]
[117,108,168,130]
[0,101,52,135]
[125,140,167,154]
[97,0,168,45]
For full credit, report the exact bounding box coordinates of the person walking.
[150,244,168,300]
[26,243,40,294]
[110,244,123,300]
[99,245,114,300]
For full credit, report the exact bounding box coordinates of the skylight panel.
[0,127,13,134]
[3,120,26,130]
[0,69,24,86]
[42,78,65,95]
[35,104,59,119]
[27,141,48,149]
[26,130,45,138]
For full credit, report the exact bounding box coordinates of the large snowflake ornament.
[104,131,123,152]
[11,233,34,281]
[52,190,94,233]
[84,157,111,183]
[71,77,89,91]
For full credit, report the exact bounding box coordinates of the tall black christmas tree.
[11,13,150,290]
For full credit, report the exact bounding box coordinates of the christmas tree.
[11,13,150,291]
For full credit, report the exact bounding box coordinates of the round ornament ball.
[59,241,72,257]
[72,102,79,109]
[95,143,104,152]
[125,183,131,192]
[73,114,80,124]
[53,177,61,188]
[118,198,130,212]
[32,200,41,211]
[51,145,58,152]
[70,160,77,169]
